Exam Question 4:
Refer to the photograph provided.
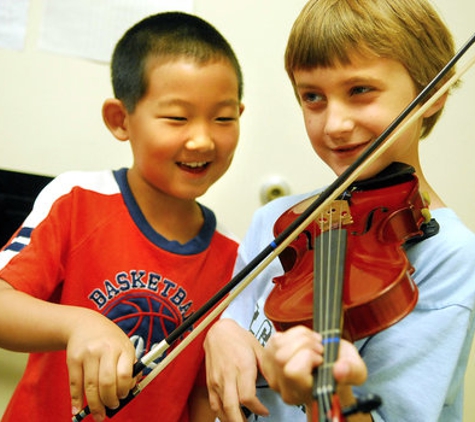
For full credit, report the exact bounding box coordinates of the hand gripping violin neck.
[264,162,437,421]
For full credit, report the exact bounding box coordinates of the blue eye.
[301,92,324,103]
[351,86,372,95]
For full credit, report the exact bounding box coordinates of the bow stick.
[73,32,475,421]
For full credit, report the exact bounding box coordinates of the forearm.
[0,279,138,419]
[0,279,94,352]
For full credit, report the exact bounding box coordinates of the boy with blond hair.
[204,1,475,421]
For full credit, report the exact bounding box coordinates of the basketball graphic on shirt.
[103,292,182,367]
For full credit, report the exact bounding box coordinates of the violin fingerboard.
[312,228,347,420]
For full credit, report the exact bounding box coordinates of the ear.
[102,98,129,141]
[422,91,448,118]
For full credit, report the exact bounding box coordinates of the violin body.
[264,163,430,342]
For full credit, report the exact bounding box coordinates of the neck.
[127,171,204,244]
[411,161,446,210]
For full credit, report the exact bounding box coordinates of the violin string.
[314,211,326,419]
[323,208,332,419]
[325,206,334,418]
[332,204,341,418]
[333,202,345,419]
[315,211,325,418]
[318,201,346,420]
[315,203,344,420]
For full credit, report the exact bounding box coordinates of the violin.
[264,162,431,341]
[264,162,434,421]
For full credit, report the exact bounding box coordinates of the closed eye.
[216,116,238,122]
[163,116,187,122]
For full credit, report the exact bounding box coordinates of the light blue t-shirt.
[222,191,475,422]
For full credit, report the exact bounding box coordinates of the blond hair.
[285,0,456,138]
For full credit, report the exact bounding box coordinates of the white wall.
[1,0,475,418]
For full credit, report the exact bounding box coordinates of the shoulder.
[411,208,475,262]
[24,170,120,226]
[235,189,323,271]
[247,190,323,238]
[42,169,120,197]
[206,207,239,253]
[409,208,475,309]
[33,169,120,207]
[434,208,475,242]
[214,220,240,245]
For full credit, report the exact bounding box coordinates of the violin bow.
[72,33,475,421]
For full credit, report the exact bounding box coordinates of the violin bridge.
[315,200,353,232]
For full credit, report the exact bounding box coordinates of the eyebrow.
[296,75,383,91]
[156,98,240,108]
[342,76,382,85]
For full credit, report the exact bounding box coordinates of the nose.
[324,101,354,138]
[185,124,215,152]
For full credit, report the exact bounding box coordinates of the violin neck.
[312,228,347,421]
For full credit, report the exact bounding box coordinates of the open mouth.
[177,161,210,172]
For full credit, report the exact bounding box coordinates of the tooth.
[184,162,206,168]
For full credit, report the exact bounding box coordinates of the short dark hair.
[111,11,243,112]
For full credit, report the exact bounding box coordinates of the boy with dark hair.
[0,11,244,422]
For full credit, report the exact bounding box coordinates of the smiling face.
[122,58,243,202]
[293,53,441,180]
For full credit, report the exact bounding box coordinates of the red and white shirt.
[0,169,239,422]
